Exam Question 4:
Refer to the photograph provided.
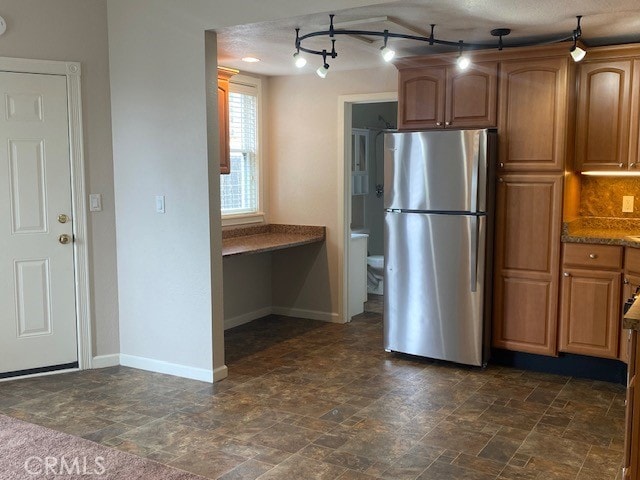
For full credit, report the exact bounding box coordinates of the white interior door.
[0,71,78,375]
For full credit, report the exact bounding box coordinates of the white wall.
[0,0,119,357]
[106,0,396,379]
[269,67,398,319]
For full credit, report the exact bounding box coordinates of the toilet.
[367,255,384,295]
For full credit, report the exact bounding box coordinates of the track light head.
[457,55,471,70]
[380,30,395,62]
[381,46,395,62]
[570,16,586,62]
[293,51,307,68]
[316,63,329,78]
[456,41,471,70]
[570,44,586,62]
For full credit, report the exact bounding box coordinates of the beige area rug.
[0,414,205,479]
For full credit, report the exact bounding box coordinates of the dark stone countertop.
[222,224,325,257]
[561,217,640,248]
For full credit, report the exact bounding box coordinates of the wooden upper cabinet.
[398,62,497,130]
[398,66,446,129]
[629,59,640,173]
[498,57,569,172]
[492,173,563,356]
[445,62,498,128]
[217,67,238,175]
[575,60,633,171]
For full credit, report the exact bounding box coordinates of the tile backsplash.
[580,176,640,218]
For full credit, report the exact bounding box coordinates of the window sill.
[221,212,265,227]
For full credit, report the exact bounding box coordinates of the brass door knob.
[58,234,71,245]
[58,214,69,224]
[589,253,598,259]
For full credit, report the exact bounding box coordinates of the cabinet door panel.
[575,60,632,171]
[498,177,559,273]
[446,62,498,128]
[493,174,562,355]
[398,67,446,129]
[498,58,568,172]
[559,268,621,358]
[495,275,553,351]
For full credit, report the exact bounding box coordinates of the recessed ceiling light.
[242,57,260,63]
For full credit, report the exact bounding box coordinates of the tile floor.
[0,301,627,480]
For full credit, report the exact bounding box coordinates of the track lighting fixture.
[293,14,587,73]
[380,30,395,62]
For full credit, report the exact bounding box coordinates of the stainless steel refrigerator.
[383,129,496,367]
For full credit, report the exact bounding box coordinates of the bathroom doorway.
[352,102,397,313]
[339,93,397,321]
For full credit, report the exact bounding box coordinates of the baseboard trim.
[272,306,343,323]
[224,307,273,330]
[213,365,228,382]
[119,354,214,383]
[91,354,120,369]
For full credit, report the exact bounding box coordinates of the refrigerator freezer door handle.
[470,216,479,292]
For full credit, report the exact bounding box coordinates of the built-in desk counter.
[222,224,325,257]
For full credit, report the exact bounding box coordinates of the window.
[220,76,261,221]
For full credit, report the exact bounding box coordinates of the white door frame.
[337,92,397,323]
[0,56,92,371]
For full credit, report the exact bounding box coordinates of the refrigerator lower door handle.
[470,216,479,292]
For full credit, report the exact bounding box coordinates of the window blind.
[221,89,258,215]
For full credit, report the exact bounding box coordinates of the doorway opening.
[339,93,397,323]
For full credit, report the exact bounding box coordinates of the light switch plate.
[623,195,634,213]
[155,195,165,214]
[89,194,102,212]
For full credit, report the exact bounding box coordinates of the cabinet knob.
[630,162,636,168]
[498,177,504,183]
[445,121,451,126]
[619,163,624,168]
[624,278,630,285]
[436,122,442,126]
[589,253,598,259]
[499,162,504,168]
[563,272,570,277]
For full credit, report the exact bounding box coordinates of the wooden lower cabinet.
[624,330,639,479]
[492,174,562,355]
[559,267,621,358]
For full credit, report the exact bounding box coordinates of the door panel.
[575,61,632,170]
[384,211,487,366]
[0,71,77,374]
[498,58,568,171]
[398,67,446,129]
[559,268,621,359]
[492,174,562,356]
[447,62,498,128]
[384,130,487,212]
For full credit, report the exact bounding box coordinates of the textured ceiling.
[216,0,640,76]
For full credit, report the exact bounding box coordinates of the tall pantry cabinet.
[492,56,570,355]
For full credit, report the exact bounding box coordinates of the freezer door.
[384,211,486,366]
[384,129,488,213]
